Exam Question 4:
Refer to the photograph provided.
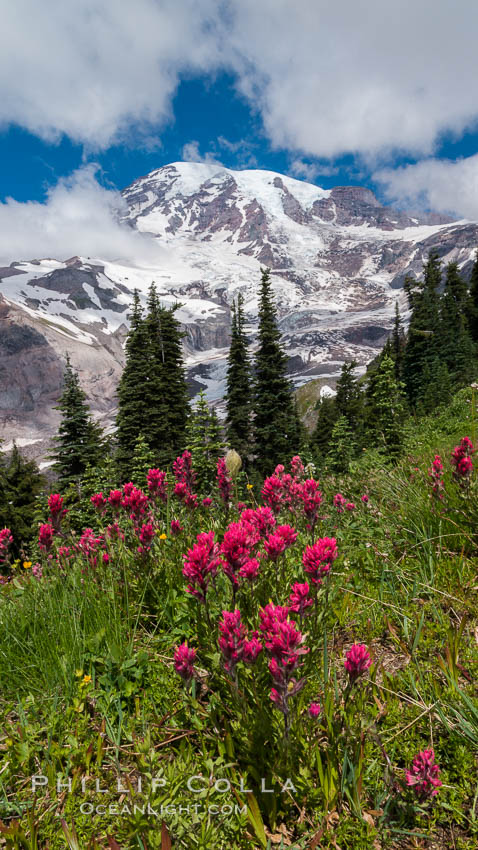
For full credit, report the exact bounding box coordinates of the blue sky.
[1,1,478,263]
[3,69,478,206]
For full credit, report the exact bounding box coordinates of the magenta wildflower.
[264,532,287,561]
[48,493,68,529]
[405,749,442,800]
[121,485,149,524]
[302,537,338,585]
[138,522,155,553]
[239,557,260,582]
[259,602,290,642]
[174,481,198,509]
[174,642,197,683]
[170,519,184,536]
[361,494,369,504]
[290,455,305,481]
[261,475,285,514]
[108,489,123,509]
[146,468,168,503]
[289,582,313,616]
[77,528,104,567]
[91,492,107,511]
[38,523,55,551]
[216,457,233,507]
[240,506,276,537]
[182,531,223,603]
[0,528,13,562]
[202,496,213,507]
[333,493,347,513]
[218,609,248,673]
[451,437,474,486]
[429,454,445,500]
[344,643,372,682]
[263,611,308,718]
[308,702,321,718]
[221,521,258,585]
[296,479,322,530]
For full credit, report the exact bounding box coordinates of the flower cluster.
[0,528,13,564]
[264,524,297,561]
[344,643,372,683]
[216,457,233,507]
[302,537,338,585]
[295,479,322,530]
[173,451,198,508]
[138,522,155,554]
[259,605,309,716]
[183,531,223,603]
[38,523,55,552]
[147,468,168,503]
[429,454,445,500]
[240,506,276,538]
[333,493,347,513]
[405,748,442,800]
[121,483,150,525]
[451,437,474,486]
[218,609,262,674]
[220,521,259,586]
[174,642,197,683]
[48,493,68,530]
[288,581,313,617]
[91,492,107,512]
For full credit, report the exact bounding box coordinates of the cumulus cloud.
[181,141,222,165]
[289,159,339,181]
[0,0,222,149]
[2,1,478,162]
[226,0,478,160]
[0,165,162,265]
[374,154,478,220]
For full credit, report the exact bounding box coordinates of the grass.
[0,388,477,848]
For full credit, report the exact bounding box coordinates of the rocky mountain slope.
[1,161,477,464]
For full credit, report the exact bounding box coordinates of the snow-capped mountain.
[1,161,477,463]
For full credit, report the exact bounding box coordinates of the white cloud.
[0,165,162,265]
[374,154,478,219]
[180,141,222,165]
[225,0,478,159]
[0,0,221,149]
[2,1,478,161]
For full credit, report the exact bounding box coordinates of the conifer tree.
[334,360,363,448]
[131,434,156,488]
[439,262,474,382]
[311,394,338,459]
[253,269,298,474]
[327,415,356,474]
[116,286,190,476]
[0,443,44,557]
[368,354,406,458]
[51,356,104,487]
[186,390,224,492]
[116,291,151,477]
[225,294,252,463]
[391,302,406,379]
[468,250,478,344]
[402,252,442,407]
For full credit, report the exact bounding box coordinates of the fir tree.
[468,250,478,344]
[186,390,225,493]
[367,354,406,458]
[334,360,363,446]
[439,262,475,383]
[51,356,104,487]
[157,300,190,461]
[402,252,442,407]
[131,434,156,488]
[311,394,338,459]
[116,291,151,478]
[391,302,406,379]
[327,416,356,474]
[253,269,298,475]
[0,443,45,558]
[225,294,252,463]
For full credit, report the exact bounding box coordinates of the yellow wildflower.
[246,483,253,490]
[23,561,32,569]
[75,669,83,677]
[82,674,92,685]
[159,533,167,540]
